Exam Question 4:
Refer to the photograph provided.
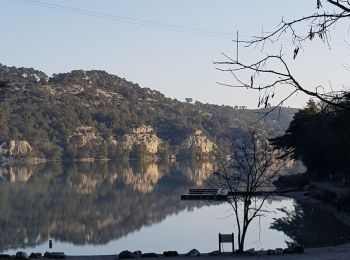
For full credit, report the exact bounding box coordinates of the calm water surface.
[0,161,349,255]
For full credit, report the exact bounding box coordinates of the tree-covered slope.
[0,64,297,160]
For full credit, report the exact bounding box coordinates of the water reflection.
[0,161,210,251]
[0,161,349,254]
[270,202,350,247]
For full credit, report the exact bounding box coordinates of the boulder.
[15,251,29,259]
[118,250,135,259]
[274,248,283,255]
[29,252,42,258]
[208,251,220,256]
[163,251,178,257]
[141,253,158,258]
[185,249,200,257]
[43,252,65,259]
[267,249,275,255]
[133,251,142,258]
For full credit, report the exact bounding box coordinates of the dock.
[180,188,228,201]
[180,188,297,201]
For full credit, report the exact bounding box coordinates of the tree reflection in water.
[270,202,350,247]
[1,161,350,253]
[0,161,211,251]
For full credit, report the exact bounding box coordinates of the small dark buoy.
[49,239,52,249]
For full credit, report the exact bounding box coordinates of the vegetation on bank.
[271,98,350,182]
[271,98,350,213]
[0,64,296,162]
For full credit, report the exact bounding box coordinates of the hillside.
[0,64,297,162]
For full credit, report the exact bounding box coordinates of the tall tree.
[213,131,283,252]
[271,98,350,180]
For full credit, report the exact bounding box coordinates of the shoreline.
[55,242,350,260]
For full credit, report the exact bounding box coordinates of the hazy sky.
[1,0,349,108]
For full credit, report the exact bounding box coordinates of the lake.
[0,161,349,255]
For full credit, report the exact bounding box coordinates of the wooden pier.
[180,188,228,201]
[180,188,296,201]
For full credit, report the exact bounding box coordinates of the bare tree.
[215,0,350,114]
[212,131,283,252]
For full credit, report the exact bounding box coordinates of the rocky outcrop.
[123,125,161,154]
[0,140,33,157]
[107,136,117,146]
[182,130,215,154]
[69,126,102,147]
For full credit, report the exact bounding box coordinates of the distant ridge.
[0,63,297,161]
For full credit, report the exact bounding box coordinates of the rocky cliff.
[123,125,162,154]
[182,130,215,154]
[0,64,297,164]
[0,140,33,157]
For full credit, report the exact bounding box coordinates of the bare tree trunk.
[213,132,282,254]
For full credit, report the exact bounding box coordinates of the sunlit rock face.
[124,163,162,193]
[0,140,33,156]
[182,130,215,154]
[69,126,102,147]
[106,136,117,146]
[123,125,162,154]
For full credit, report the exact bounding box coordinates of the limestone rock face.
[0,140,33,156]
[69,126,101,146]
[183,130,215,154]
[123,125,161,154]
[107,136,117,146]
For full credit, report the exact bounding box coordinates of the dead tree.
[212,131,283,252]
[215,0,350,115]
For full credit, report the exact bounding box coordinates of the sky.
[1,0,349,108]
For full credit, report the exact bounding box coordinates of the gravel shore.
[63,242,350,260]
